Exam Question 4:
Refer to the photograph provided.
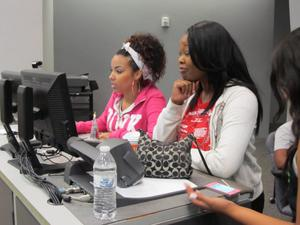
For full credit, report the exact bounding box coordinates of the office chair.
[265,132,292,217]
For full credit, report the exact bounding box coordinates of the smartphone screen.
[206,182,240,195]
[211,183,236,193]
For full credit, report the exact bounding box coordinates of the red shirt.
[178,98,213,150]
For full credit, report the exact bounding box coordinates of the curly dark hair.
[116,33,166,87]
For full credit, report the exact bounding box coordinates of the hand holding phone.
[205,182,240,197]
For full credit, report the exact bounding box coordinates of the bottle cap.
[99,145,110,152]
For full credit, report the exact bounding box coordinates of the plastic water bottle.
[90,112,98,139]
[93,145,117,221]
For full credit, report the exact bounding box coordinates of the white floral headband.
[121,42,153,81]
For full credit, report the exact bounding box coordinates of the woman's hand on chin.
[171,80,199,105]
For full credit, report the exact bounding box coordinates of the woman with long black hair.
[154,21,264,212]
[185,27,300,224]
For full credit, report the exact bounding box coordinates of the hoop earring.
[137,82,141,93]
[131,80,135,94]
[131,80,141,94]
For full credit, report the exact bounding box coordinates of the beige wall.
[290,0,300,30]
[43,0,54,71]
[0,0,43,72]
[52,0,274,137]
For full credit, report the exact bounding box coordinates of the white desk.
[0,134,82,225]
[0,132,250,225]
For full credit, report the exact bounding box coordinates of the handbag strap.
[192,137,213,176]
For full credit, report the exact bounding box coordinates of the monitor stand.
[0,132,66,175]
[0,123,20,158]
[21,141,67,175]
[0,143,16,158]
[7,158,66,175]
[2,142,66,175]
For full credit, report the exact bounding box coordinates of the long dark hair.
[187,21,263,134]
[271,27,300,139]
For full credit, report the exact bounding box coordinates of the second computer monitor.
[20,69,78,155]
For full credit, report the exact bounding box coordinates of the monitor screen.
[20,70,78,155]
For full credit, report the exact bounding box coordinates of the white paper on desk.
[0,124,18,135]
[116,178,197,199]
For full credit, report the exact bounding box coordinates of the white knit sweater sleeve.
[191,87,258,178]
[153,99,186,142]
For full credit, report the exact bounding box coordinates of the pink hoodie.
[76,84,166,138]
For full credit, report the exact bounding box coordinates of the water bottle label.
[94,176,115,188]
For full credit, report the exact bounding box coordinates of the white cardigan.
[153,85,263,199]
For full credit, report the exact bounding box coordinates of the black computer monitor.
[0,78,20,156]
[1,71,21,113]
[20,69,78,156]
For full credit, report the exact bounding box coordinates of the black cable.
[36,149,72,163]
[41,152,72,163]
[193,137,213,176]
[17,141,62,205]
[37,146,54,149]
[58,153,73,162]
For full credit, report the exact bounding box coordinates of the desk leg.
[0,178,14,225]
[15,197,40,225]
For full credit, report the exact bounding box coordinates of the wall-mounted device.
[161,16,170,28]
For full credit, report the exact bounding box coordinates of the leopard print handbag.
[136,130,194,179]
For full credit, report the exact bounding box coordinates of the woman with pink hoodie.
[76,33,166,139]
